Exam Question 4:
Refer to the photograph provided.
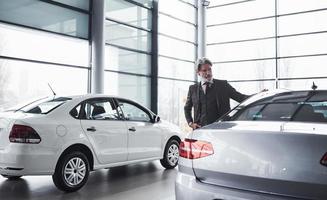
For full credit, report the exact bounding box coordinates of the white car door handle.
[128,127,136,132]
[87,127,96,132]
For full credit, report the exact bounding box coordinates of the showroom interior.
[1,0,327,199]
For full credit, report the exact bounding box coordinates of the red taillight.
[321,153,327,166]
[179,138,214,159]
[9,124,41,144]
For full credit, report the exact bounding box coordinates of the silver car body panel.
[177,109,327,200]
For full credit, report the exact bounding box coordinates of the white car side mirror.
[154,115,160,123]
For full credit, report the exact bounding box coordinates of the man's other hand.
[190,123,201,130]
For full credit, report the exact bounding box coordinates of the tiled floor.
[0,161,176,200]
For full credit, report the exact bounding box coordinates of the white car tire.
[52,151,90,192]
[160,139,180,169]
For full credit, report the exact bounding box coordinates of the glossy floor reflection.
[0,161,177,200]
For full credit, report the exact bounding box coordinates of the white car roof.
[65,94,138,103]
[66,94,118,99]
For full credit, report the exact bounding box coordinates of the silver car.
[176,89,327,200]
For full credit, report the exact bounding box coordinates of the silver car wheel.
[64,157,86,186]
[167,144,179,166]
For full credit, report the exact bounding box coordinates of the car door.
[115,98,163,161]
[80,98,128,164]
[278,99,327,198]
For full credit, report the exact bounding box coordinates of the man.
[184,57,249,130]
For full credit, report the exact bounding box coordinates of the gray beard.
[198,76,213,83]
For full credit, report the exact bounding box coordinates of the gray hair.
[196,57,212,71]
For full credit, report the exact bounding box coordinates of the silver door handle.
[128,127,136,132]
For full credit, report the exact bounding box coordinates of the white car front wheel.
[52,151,90,192]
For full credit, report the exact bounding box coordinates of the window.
[23,97,72,114]
[234,104,265,121]
[221,91,306,121]
[105,20,151,52]
[207,0,274,25]
[159,14,196,42]
[104,0,152,112]
[159,0,196,23]
[105,0,151,30]
[308,91,327,101]
[234,103,299,121]
[82,99,120,120]
[291,91,327,122]
[222,91,327,123]
[132,0,152,7]
[0,0,90,39]
[293,102,327,123]
[157,0,197,131]
[212,60,276,81]
[70,104,81,119]
[278,0,327,15]
[0,23,89,67]
[278,11,327,36]
[207,18,274,44]
[209,0,261,8]
[207,38,275,62]
[207,0,327,94]
[104,72,150,108]
[279,33,327,57]
[158,35,195,61]
[158,57,195,81]
[52,0,90,10]
[117,99,151,122]
[0,58,89,111]
[279,79,327,90]
[105,46,150,75]
[158,79,192,131]
[278,56,327,79]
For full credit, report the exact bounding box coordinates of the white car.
[0,95,182,192]
[176,89,327,200]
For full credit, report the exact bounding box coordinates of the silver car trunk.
[191,121,327,199]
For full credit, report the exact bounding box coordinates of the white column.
[91,0,105,94]
[197,0,207,59]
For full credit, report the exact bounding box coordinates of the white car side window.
[84,99,120,120]
[118,101,151,122]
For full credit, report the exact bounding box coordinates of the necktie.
[203,82,210,94]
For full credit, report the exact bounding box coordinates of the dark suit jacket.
[184,79,249,125]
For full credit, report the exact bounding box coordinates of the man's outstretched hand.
[190,123,201,130]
